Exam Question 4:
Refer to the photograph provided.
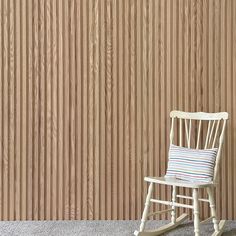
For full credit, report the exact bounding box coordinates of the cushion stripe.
[165,144,218,182]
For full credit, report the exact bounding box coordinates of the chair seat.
[144,176,215,188]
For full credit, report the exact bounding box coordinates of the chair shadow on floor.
[167,221,236,236]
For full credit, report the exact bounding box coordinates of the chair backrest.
[169,110,229,182]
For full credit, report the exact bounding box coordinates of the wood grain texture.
[0,0,236,220]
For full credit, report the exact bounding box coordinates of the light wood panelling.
[0,0,236,220]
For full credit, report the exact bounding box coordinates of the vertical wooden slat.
[233,0,236,219]
[172,0,177,112]
[178,0,184,111]
[69,0,76,220]
[45,0,52,219]
[186,15,192,214]
[87,0,94,220]
[112,0,118,220]
[208,0,214,115]
[196,0,203,118]
[226,0,233,220]
[172,4,178,210]
[57,0,64,220]
[152,0,159,219]
[214,0,220,115]
[32,0,39,220]
[130,0,136,220]
[148,0,154,219]
[142,0,150,218]
[38,0,45,220]
[9,0,15,220]
[0,0,3,220]
[21,0,27,220]
[51,0,57,220]
[105,0,112,220]
[14,0,21,220]
[220,0,226,219]
[190,0,196,114]
[136,0,142,220]
[99,0,106,219]
[26,0,33,220]
[124,0,130,220]
[159,0,166,217]
[81,0,88,220]
[75,0,82,220]
[63,0,70,220]
[165,0,172,219]
[2,0,9,220]
[93,0,100,220]
[202,0,210,218]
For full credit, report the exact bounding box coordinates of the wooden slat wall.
[0,0,236,220]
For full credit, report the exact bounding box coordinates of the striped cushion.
[165,144,218,182]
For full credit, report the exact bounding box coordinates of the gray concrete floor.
[0,220,235,235]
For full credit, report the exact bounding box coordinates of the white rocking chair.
[134,111,228,236]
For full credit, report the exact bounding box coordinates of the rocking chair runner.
[134,111,228,236]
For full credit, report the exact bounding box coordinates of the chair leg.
[193,188,200,236]
[207,187,219,233]
[171,186,177,223]
[139,183,154,232]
